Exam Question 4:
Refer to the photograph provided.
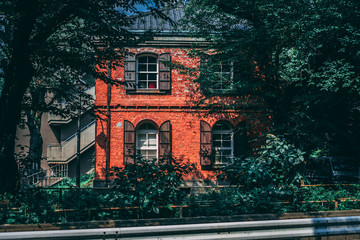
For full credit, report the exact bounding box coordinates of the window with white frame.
[137,55,158,89]
[136,122,158,160]
[212,122,233,165]
[213,59,233,90]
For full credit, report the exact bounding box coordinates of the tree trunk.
[0,0,38,193]
[24,110,43,174]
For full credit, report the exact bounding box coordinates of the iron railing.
[21,164,68,187]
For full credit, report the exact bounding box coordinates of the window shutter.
[124,54,136,90]
[124,120,135,164]
[159,53,171,91]
[159,120,171,158]
[234,121,248,158]
[200,121,212,166]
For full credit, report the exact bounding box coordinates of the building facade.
[15,87,95,186]
[94,8,267,186]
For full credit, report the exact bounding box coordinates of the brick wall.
[95,47,269,182]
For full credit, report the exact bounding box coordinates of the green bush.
[2,143,360,224]
[111,155,193,215]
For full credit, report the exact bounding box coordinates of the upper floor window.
[200,54,234,93]
[124,52,171,93]
[137,55,158,89]
[213,60,233,90]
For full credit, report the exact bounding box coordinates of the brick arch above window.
[211,120,234,130]
[136,119,159,130]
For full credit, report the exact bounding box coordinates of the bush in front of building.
[111,155,194,216]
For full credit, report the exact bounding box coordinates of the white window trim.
[136,54,159,90]
[136,128,158,161]
[213,61,234,91]
[212,128,234,165]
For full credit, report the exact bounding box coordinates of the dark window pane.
[138,64,147,71]
[223,150,232,156]
[223,134,231,140]
[213,125,222,131]
[148,73,157,80]
[213,134,221,141]
[138,73,147,80]
[138,57,147,63]
[222,62,231,72]
[213,141,221,147]
[213,123,231,131]
[138,82,146,88]
[148,64,157,71]
[148,56,157,63]
[147,123,157,130]
[213,64,221,72]
[223,141,231,147]
[138,122,157,130]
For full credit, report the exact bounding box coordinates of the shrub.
[111,155,193,215]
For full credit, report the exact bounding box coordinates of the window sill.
[127,89,170,95]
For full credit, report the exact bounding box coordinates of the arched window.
[124,120,172,164]
[137,54,158,89]
[136,122,158,160]
[212,121,233,165]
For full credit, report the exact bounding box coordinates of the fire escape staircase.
[23,121,95,187]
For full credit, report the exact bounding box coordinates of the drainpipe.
[105,65,111,186]
[75,81,85,188]
[76,91,81,188]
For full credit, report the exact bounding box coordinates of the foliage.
[187,184,360,217]
[2,184,360,224]
[220,135,305,188]
[54,169,95,188]
[0,0,178,193]
[0,156,194,224]
[111,155,193,214]
[182,0,360,158]
[206,135,306,214]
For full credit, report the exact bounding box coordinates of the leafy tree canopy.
[183,0,360,157]
[0,0,176,193]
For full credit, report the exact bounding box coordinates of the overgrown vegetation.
[110,156,193,215]
[2,137,360,224]
[182,0,360,159]
[2,183,360,224]
[0,0,177,194]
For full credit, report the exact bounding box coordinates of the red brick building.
[94,7,266,186]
